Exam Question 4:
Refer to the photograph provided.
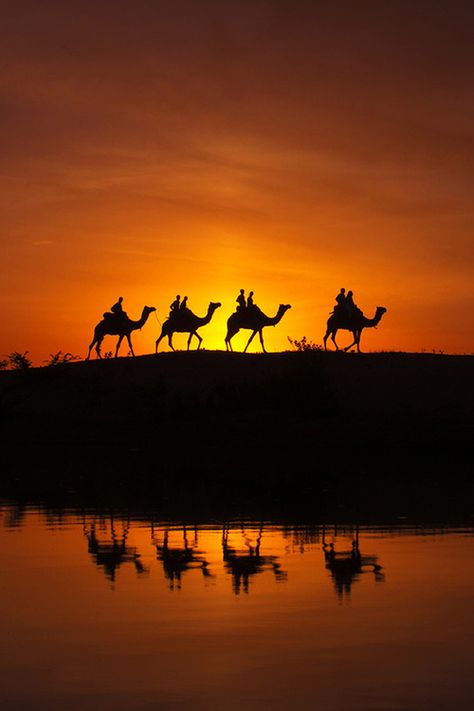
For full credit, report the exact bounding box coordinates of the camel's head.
[279,304,292,314]
[144,306,157,314]
[376,306,387,316]
[209,302,222,311]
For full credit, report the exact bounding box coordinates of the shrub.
[7,351,32,370]
[288,336,322,352]
[45,351,80,366]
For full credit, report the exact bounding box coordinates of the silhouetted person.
[236,289,246,312]
[345,290,355,319]
[247,291,254,309]
[110,296,127,321]
[170,294,180,314]
[335,288,346,308]
[180,295,188,311]
[111,296,123,314]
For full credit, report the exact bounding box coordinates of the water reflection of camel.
[87,305,156,359]
[155,302,221,352]
[323,306,387,353]
[225,304,291,353]
[222,523,287,594]
[151,525,213,590]
[322,526,384,599]
[83,515,148,584]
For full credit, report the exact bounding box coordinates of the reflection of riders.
[236,289,246,312]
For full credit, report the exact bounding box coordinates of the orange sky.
[1,1,473,361]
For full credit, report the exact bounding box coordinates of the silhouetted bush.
[45,351,80,367]
[288,336,323,352]
[0,359,8,370]
[7,351,32,370]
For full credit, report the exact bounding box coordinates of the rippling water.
[1,502,473,710]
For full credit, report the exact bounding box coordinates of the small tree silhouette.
[7,351,32,370]
[0,359,8,370]
[45,351,80,366]
[288,336,322,352]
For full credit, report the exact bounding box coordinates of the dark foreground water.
[1,503,473,711]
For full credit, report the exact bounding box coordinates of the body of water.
[1,503,473,710]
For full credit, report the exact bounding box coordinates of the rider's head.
[240,289,244,294]
[118,296,123,302]
[340,288,345,294]
[348,290,353,296]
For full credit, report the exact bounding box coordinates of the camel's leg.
[344,331,358,352]
[155,332,165,353]
[323,329,330,351]
[95,337,104,359]
[331,330,339,350]
[225,327,238,352]
[115,335,124,358]
[258,329,267,354]
[87,338,96,360]
[244,330,258,353]
[167,334,175,352]
[187,331,202,350]
[126,334,135,356]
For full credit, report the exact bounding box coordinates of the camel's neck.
[196,308,214,326]
[364,310,383,328]
[267,309,286,326]
[130,310,150,330]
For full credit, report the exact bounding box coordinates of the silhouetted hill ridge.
[1,351,472,513]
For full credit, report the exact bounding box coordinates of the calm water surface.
[1,503,473,710]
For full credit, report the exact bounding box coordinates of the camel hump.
[102,311,130,325]
[170,307,194,321]
[234,304,263,318]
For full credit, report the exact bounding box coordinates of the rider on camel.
[236,289,246,312]
[108,296,128,322]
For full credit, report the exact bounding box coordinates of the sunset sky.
[1,1,473,360]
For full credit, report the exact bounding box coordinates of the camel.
[155,301,221,352]
[225,303,291,353]
[323,306,387,353]
[86,305,156,359]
